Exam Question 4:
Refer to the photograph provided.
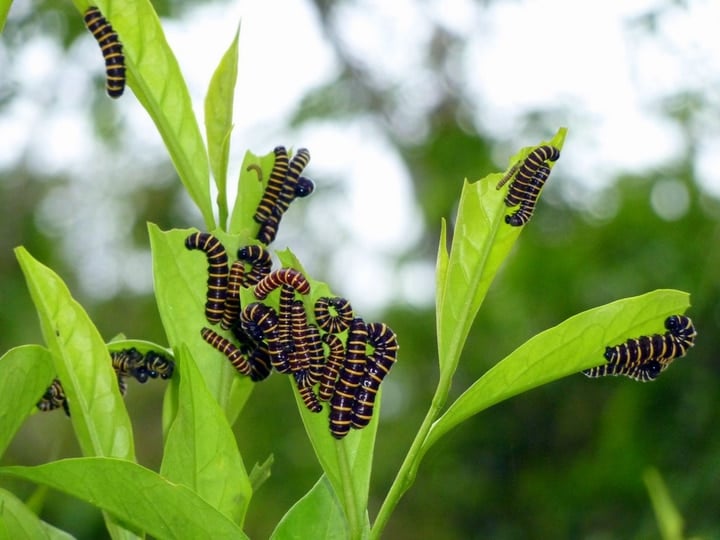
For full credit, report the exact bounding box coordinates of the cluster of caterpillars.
[186,231,399,439]
[37,348,174,416]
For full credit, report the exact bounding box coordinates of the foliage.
[644,468,686,540]
[0,1,701,539]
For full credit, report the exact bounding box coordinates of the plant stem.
[370,371,453,539]
[337,439,362,540]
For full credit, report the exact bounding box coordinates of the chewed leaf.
[248,454,274,492]
[424,288,691,451]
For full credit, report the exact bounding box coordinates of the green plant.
[0,2,694,539]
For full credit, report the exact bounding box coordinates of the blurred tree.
[1,0,718,538]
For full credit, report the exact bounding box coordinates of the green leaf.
[81,0,214,228]
[424,289,691,451]
[0,458,247,539]
[644,468,685,540]
[270,476,348,540]
[205,23,241,229]
[15,247,139,540]
[276,250,375,539]
[160,344,252,526]
[0,487,76,540]
[0,345,55,458]
[15,247,135,460]
[436,128,567,383]
[148,224,254,425]
[228,149,277,236]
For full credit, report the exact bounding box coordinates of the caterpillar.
[318,333,345,402]
[665,315,697,347]
[201,327,252,376]
[246,163,263,182]
[254,268,310,300]
[350,322,399,429]
[84,7,126,98]
[143,351,175,380]
[341,318,369,387]
[241,302,289,373]
[288,300,313,386]
[329,381,355,439]
[272,148,311,218]
[230,324,273,382]
[36,379,69,415]
[117,376,128,397]
[497,145,560,190]
[277,284,296,354]
[367,322,399,352]
[110,347,145,382]
[604,333,680,366]
[294,372,322,413]
[305,323,325,387]
[255,148,312,245]
[314,296,353,334]
[497,145,560,227]
[256,214,280,246]
[236,245,272,286]
[295,176,315,198]
[329,318,368,439]
[248,341,274,382]
[623,359,664,382]
[254,146,289,224]
[504,166,551,226]
[584,315,696,382]
[585,353,669,382]
[221,261,245,330]
[241,302,279,341]
[185,232,229,325]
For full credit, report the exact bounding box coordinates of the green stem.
[337,439,362,540]
[370,370,453,539]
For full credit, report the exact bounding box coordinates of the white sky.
[2,0,720,313]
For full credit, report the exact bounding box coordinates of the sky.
[2,0,720,314]
[165,0,720,313]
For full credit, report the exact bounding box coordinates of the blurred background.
[1,0,719,538]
